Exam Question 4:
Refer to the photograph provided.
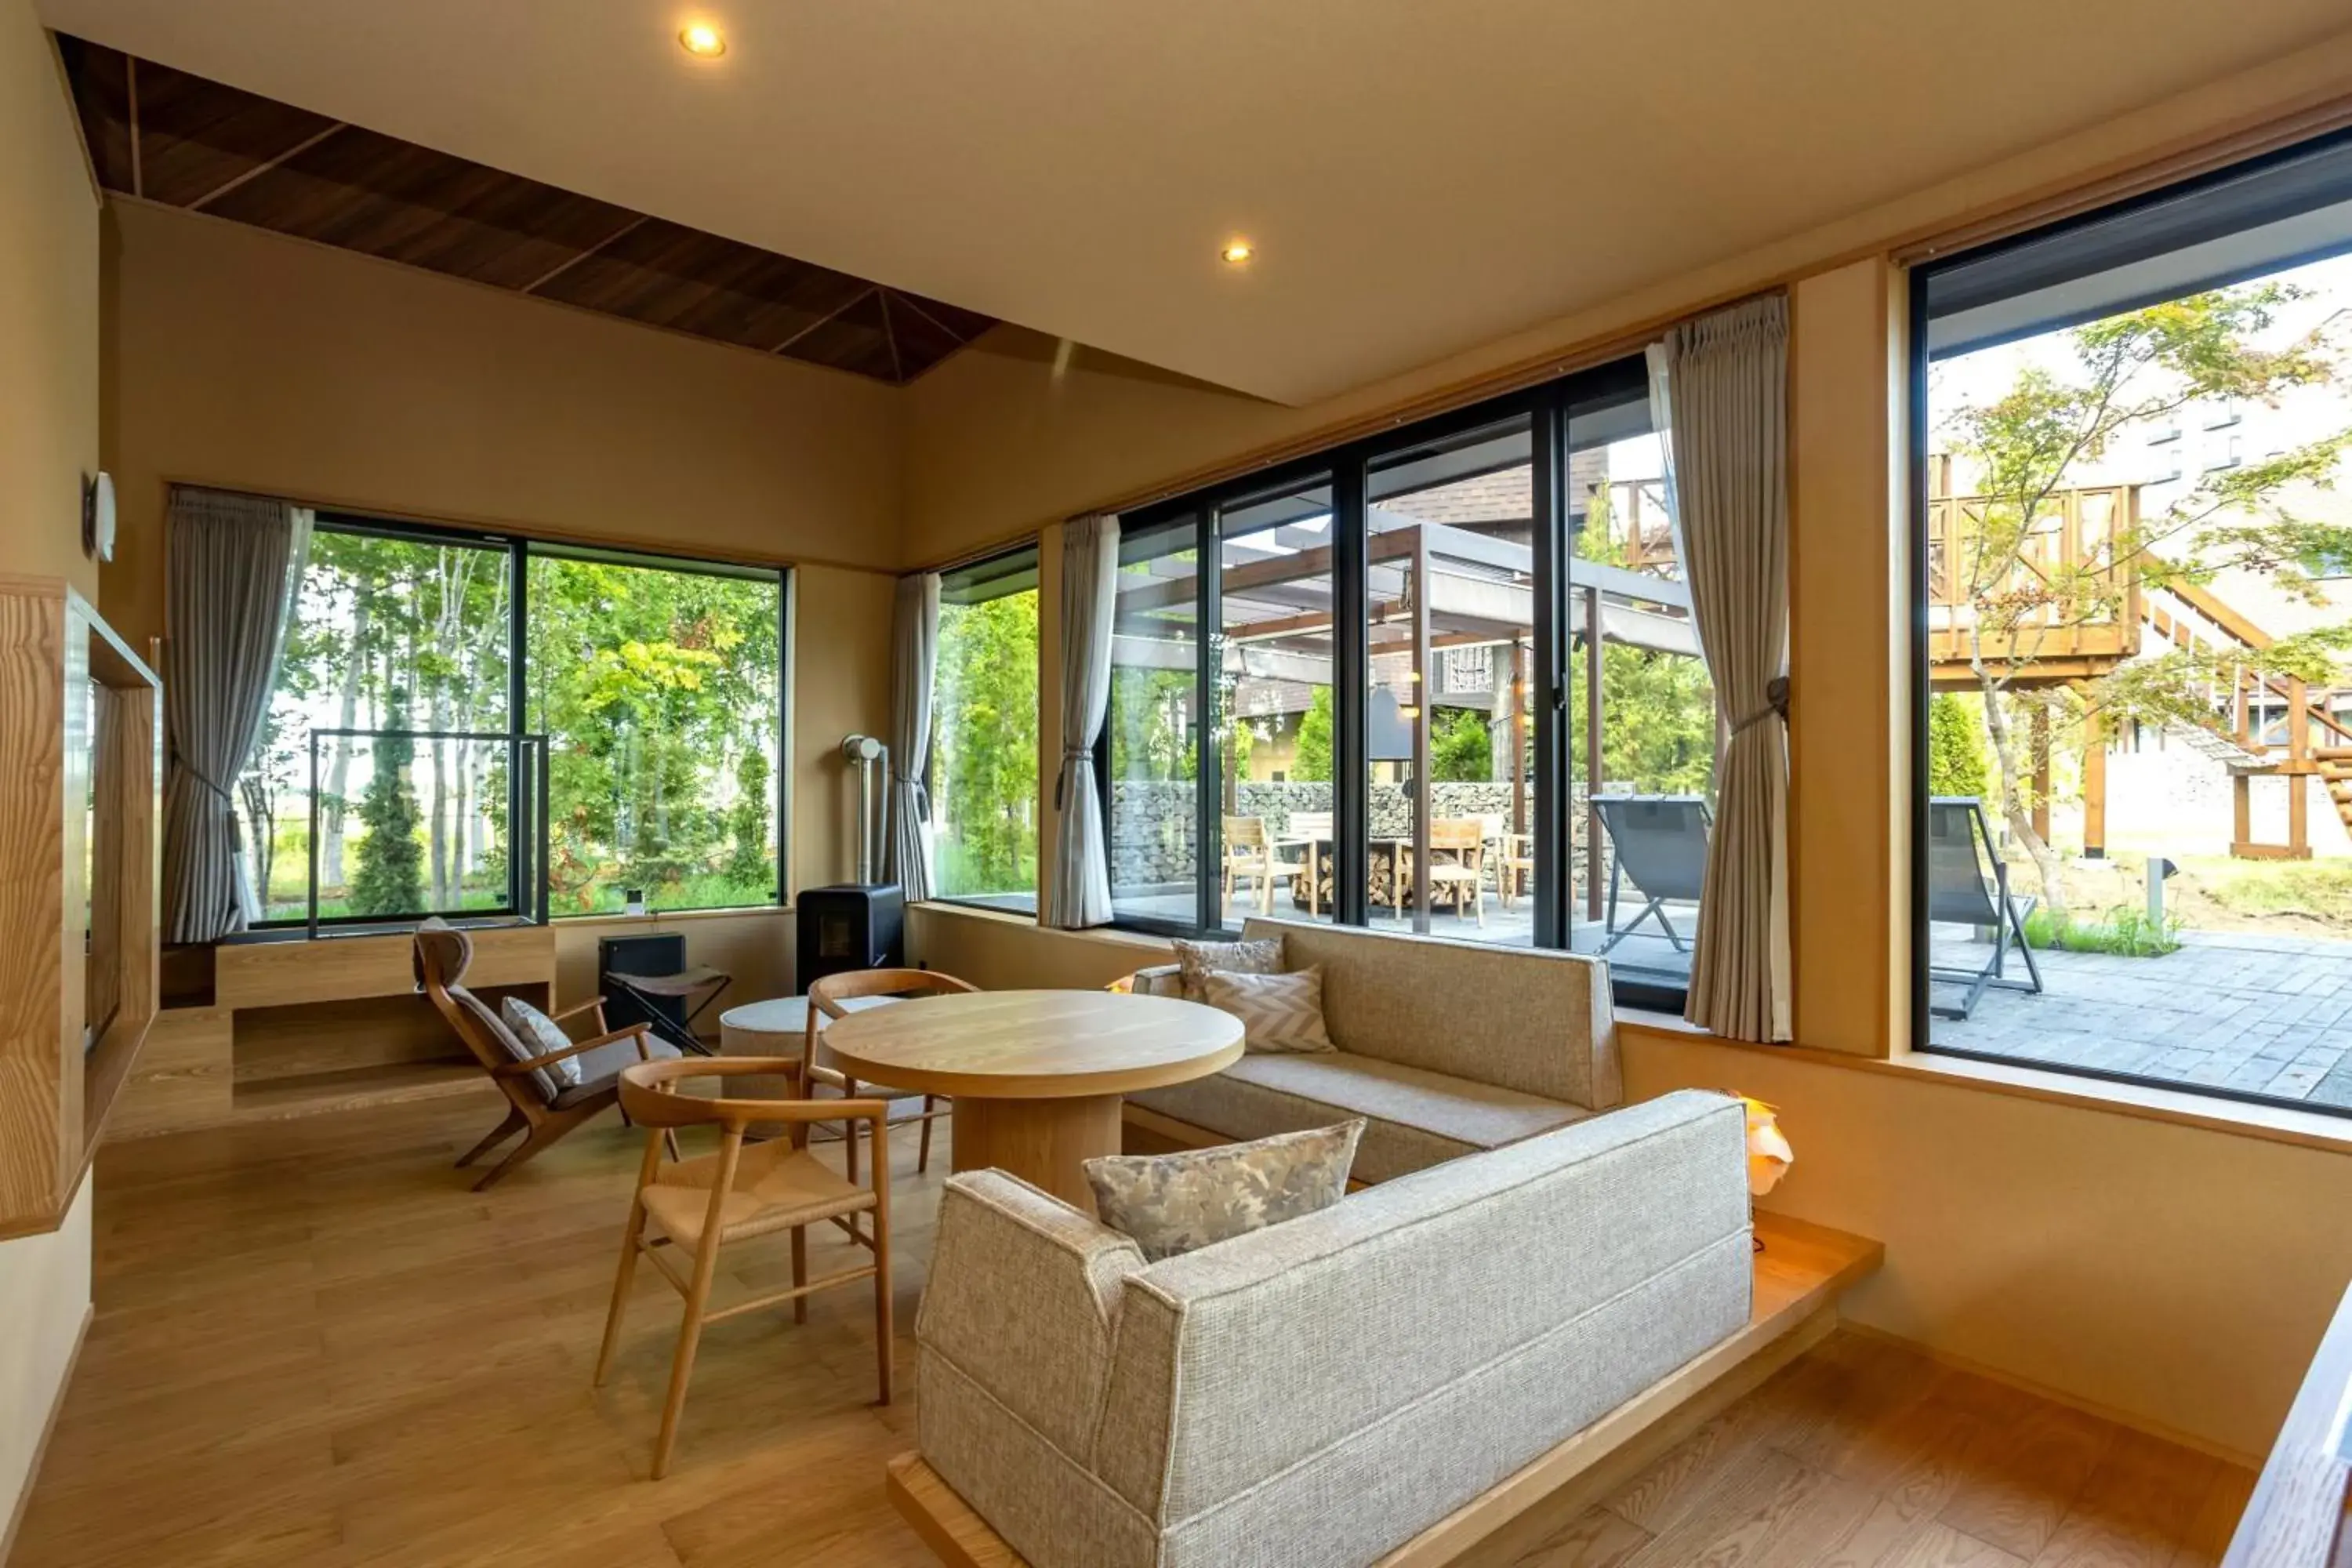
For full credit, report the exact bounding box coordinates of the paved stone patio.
[1931,927,2352,1108]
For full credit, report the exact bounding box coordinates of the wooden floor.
[15,1091,2252,1568]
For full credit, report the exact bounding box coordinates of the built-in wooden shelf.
[0,575,162,1239]
[113,923,555,1138]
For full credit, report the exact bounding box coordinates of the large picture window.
[932,546,1040,912]
[240,514,788,924]
[1098,354,1716,1011]
[1913,129,2352,1113]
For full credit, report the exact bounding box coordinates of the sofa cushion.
[452,985,561,1104]
[1084,1120,1363,1261]
[1171,935,1283,1000]
[502,996,585,1087]
[1127,1051,1588,1184]
[1197,966,1335,1054]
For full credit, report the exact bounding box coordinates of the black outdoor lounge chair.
[1926,795,2045,1019]
[1592,794,1712,956]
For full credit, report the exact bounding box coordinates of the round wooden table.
[819,989,1244,1207]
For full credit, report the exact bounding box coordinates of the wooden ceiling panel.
[534,220,873,352]
[54,34,996,383]
[881,292,977,380]
[786,289,901,381]
[128,57,341,209]
[206,128,642,292]
[54,37,135,192]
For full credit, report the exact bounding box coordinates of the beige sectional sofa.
[913,1089,1754,1568]
[1126,916,1620,1181]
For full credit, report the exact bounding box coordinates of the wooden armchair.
[808,967,975,1181]
[1424,818,1489,926]
[593,1057,893,1479]
[1222,815,1302,915]
[415,920,665,1191]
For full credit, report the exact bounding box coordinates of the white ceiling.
[38,0,2351,404]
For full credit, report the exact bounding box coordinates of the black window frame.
[249,508,793,928]
[1094,352,1693,1013]
[1907,125,2352,1115]
[927,539,1044,917]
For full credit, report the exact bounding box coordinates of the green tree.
[1292,687,1333,782]
[725,747,772,887]
[1927,692,1993,800]
[349,692,426,916]
[1430,706,1492,782]
[934,590,1039,893]
[1944,281,2350,915]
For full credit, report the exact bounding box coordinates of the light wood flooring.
[13,1089,2252,1568]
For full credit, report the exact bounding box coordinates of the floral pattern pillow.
[1084,1120,1365,1261]
[1198,965,1336,1053]
[1171,935,1284,1000]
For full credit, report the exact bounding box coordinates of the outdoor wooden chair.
[1223,815,1304,915]
[593,1056,893,1479]
[1423,817,1489,926]
[415,919,672,1191]
[808,967,974,1183]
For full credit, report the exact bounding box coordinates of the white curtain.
[887,572,940,901]
[1045,514,1120,928]
[1654,296,1792,1042]
[162,489,312,942]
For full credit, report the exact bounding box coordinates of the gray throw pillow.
[1198,965,1336,1053]
[501,996,583,1088]
[1171,935,1284,1000]
[1084,1120,1364,1261]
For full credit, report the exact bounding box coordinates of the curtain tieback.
[1730,677,1791,736]
[892,773,931,824]
[176,753,245,848]
[1054,744,1092,809]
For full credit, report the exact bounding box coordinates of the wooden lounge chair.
[1592,794,1711,954]
[1926,795,2045,1019]
[415,919,672,1191]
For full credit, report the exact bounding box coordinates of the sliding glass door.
[1096,351,1716,1011]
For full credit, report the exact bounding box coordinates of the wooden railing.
[1927,484,2143,673]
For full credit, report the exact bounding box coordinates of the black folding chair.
[1592,795,1712,955]
[1926,796,2045,1019]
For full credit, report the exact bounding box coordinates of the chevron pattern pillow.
[1084,1118,1365,1261]
[1198,964,1336,1053]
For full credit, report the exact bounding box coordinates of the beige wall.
[97,198,904,650]
[1624,1028,2352,1462]
[0,0,99,1543]
[94,199,904,974]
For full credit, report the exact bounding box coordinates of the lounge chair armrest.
[492,1023,652,1076]
[550,995,609,1029]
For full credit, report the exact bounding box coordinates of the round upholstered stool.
[717,994,897,1134]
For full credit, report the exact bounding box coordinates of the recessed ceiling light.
[679,22,727,57]
[1220,240,1254,266]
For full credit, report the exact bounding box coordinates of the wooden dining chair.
[807,967,975,1182]
[593,1056,893,1479]
[1425,818,1489,927]
[1221,814,1301,915]
[415,920,668,1191]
